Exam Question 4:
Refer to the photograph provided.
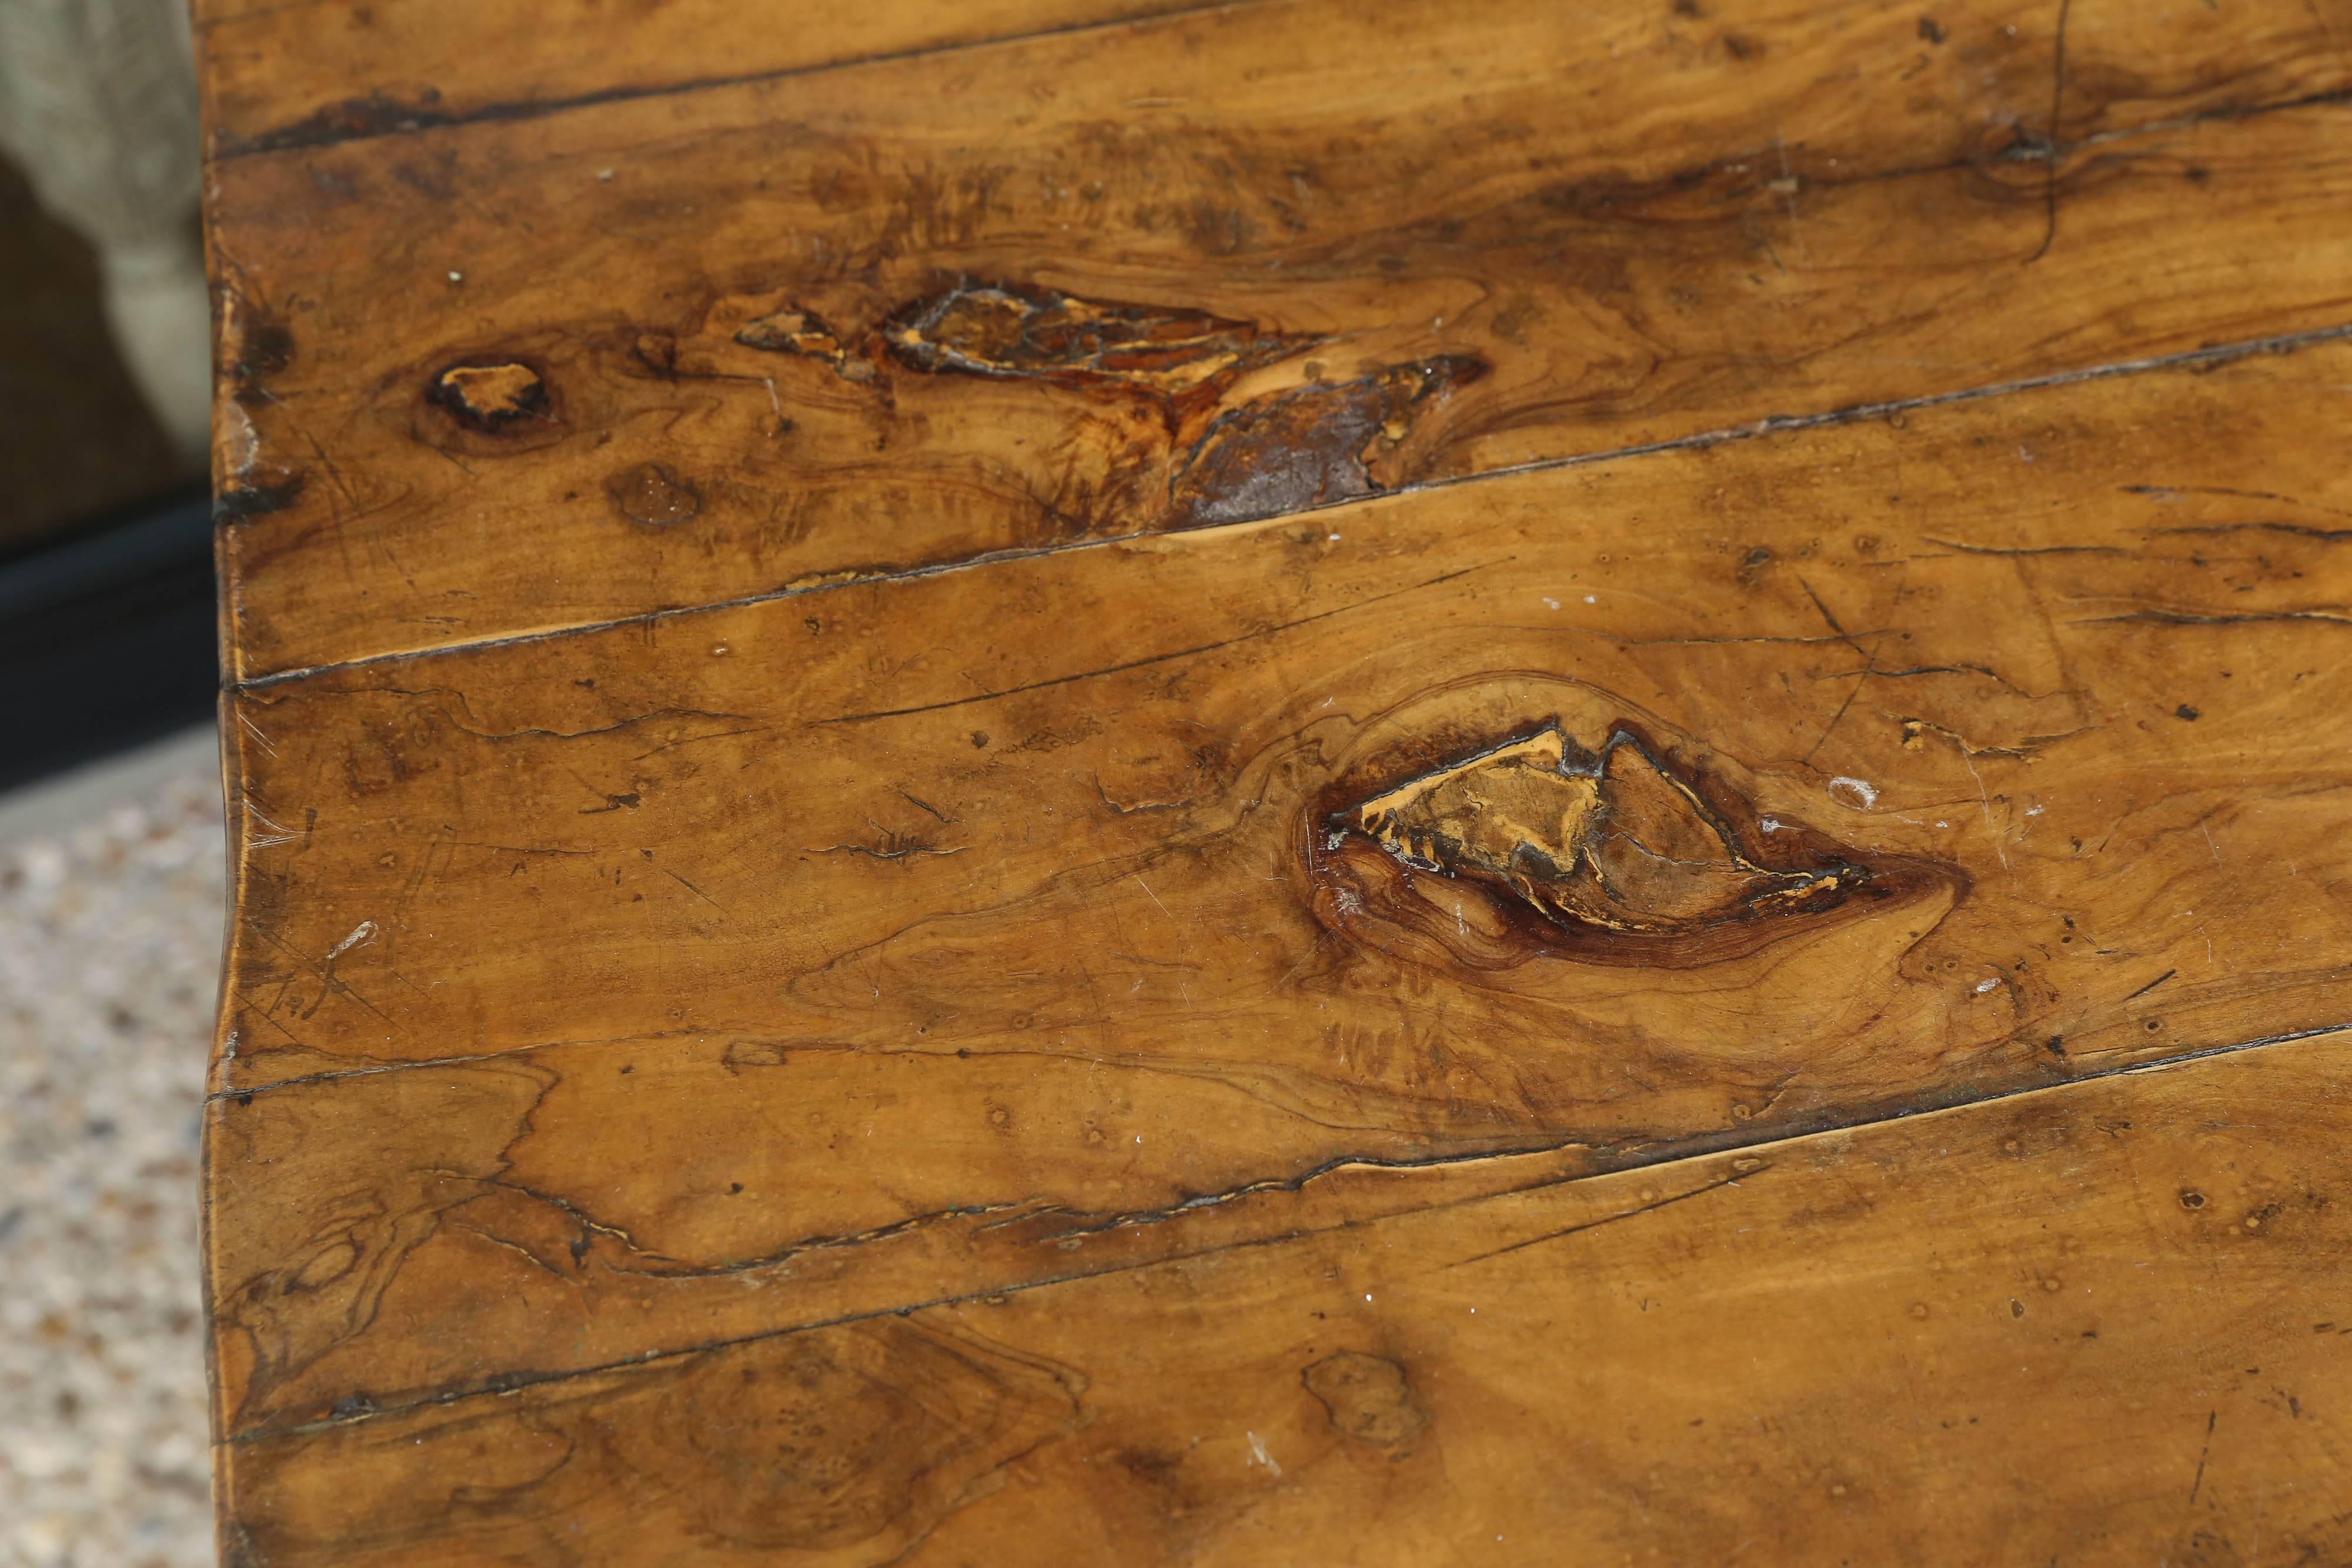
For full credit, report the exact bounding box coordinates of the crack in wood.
[228,317,2352,691]
[218,1018,2352,1446]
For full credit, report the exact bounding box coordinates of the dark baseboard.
[0,484,218,794]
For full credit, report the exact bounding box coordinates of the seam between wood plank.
[225,316,2352,693]
[215,1016,2352,1445]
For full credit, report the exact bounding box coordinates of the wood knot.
[733,306,876,382]
[1167,352,1488,527]
[429,361,550,431]
[1307,694,1966,971]
[1302,1352,1426,1449]
[881,279,1311,397]
[1343,723,1857,938]
[604,463,701,526]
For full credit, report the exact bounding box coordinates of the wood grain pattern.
[198,0,2352,1557]
[194,0,1217,156]
[216,1026,2352,1565]
[207,341,2352,1450]
[202,0,2352,677]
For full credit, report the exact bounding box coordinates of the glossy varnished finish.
[199,1,2352,1563]
[203,0,2352,678]
[219,1033,2352,1564]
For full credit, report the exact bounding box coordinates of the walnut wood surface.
[199,0,2352,1561]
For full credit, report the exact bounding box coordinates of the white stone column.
[0,0,208,461]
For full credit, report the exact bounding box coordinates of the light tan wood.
[202,0,2352,678]
[198,0,2352,1560]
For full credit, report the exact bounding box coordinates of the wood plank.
[192,0,1221,157]
[205,339,2352,1439]
[203,0,2352,677]
[213,1024,2352,1566]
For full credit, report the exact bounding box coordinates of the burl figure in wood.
[196,0,2352,1562]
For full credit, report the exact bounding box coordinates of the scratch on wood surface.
[2026,0,2076,264]
[809,561,1501,726]
[1448,1171,1752,1267]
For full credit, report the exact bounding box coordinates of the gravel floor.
[0,740,222,1568]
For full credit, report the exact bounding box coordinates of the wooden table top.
[196,2,2352,1561]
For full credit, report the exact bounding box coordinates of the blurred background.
[1,1,223,1563]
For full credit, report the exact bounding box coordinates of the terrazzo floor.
[1,729,222,1568]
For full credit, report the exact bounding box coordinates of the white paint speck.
[1759,816,1783,833]
[596,168,614,181]
[1246,1431,1281,1477]
[1975,978,1999,994]
[1328,532,1341,542]
[1828,776,1879,809]
[1542,596,1560,609]
[447,270,463,283]
[2025,803,2044,817]
[326,921,379,959]
[1583,594,1598,604]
